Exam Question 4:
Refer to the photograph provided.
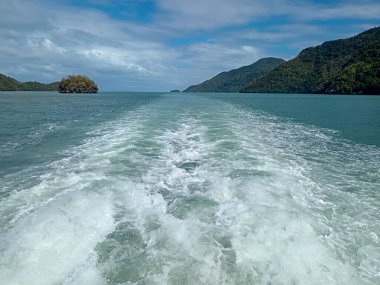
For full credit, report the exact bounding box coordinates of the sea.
[0,91,379,285]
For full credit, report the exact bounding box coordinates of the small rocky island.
[58,75,98,93]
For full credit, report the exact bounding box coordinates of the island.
[170,90,181,93]
[58,75,98,93]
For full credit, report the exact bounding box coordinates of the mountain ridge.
[241,27,380,94]
[0,73,58,91]
[184,57,285,92]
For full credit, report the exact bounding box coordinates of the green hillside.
[241,27,380,95]
[0,73,58,91]
[184,57,285,92]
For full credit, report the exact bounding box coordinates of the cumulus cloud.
[0,0,379,91]
[0,0,179,90]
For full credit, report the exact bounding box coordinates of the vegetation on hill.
[184,57,285,92]
[241,27,380,94]
[0,73,58,91]
[58,75,98,93]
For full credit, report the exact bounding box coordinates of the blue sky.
[0,0,379,91]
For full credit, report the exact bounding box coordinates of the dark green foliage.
[0,73,58,91]
[58,75,98,93]
[184,57,285,92]
[21,81,59,91]
[241,27,380,95]
[0,73,22,91]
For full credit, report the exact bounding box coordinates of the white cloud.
[0,0,379,91]
[1,0,257,90]
[296,2,380,20]
[155,0,268,30]
[0,0,181,90]
[153,0,380,32]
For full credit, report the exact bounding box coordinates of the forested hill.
[241,27,380,95]
[184,57,285,92]
[0,73,58,91]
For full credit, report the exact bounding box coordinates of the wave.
[0,123,62,157]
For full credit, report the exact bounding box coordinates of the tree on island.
[58,75,98,93]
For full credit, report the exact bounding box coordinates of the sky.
[0,0,379,91]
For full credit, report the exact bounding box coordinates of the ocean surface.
[0,91,379,285]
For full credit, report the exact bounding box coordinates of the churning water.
[0,92,379,284]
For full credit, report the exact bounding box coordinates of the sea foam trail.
[0,95,379,284]
[0,105,155,284]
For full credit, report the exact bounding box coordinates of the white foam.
[0,106,152,284]
[0,191,114,285]
[1,96,379,284]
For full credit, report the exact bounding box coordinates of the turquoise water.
[0,92,379,284]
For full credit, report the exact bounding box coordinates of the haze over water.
[0,92,379,284]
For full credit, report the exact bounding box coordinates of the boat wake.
[0,95,379,284]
